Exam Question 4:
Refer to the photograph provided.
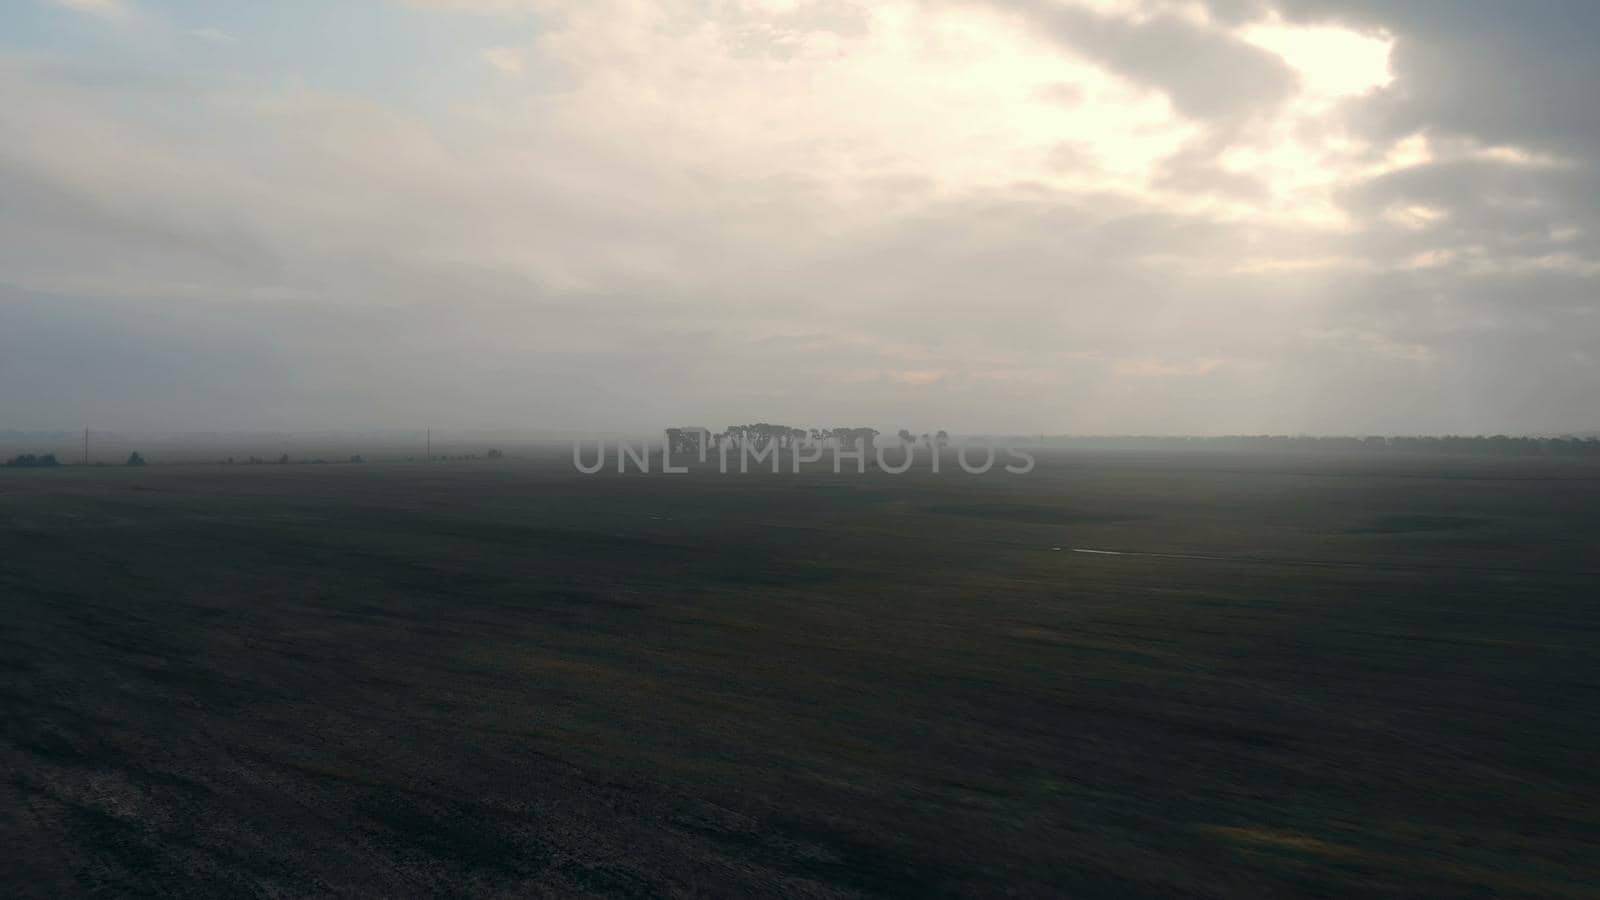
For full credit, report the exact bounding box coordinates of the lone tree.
[126,451,146,467]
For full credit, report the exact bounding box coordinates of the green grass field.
[2,452,1597,897]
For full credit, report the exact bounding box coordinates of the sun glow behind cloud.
[504,2,1203,208]
[488,0,1418,233]
[1198,20,1397,228]
[1238,20,1393,100]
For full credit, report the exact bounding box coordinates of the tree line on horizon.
[8,433,1600,467]
[655,428,1600,458]
[665,425,954,455]
[1042,434,1600,456]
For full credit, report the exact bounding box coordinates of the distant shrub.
[126,452,146,467]
[4,453,60,468]
[486,449,503,459]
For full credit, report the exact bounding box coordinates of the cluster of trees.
[3,452,151,466]
[665,425,801,455]
[1380,436,1600,456]
[1047,435,1600,456]
[5,452,149,466]
[666,425,954,456]
[219,454,364,465]
[412,451,500,462]
[897,429,951,448]
[6,450,502,467]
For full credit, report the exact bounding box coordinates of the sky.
[1,0,1596,435]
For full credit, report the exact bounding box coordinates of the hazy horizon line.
[5,428,1599,442]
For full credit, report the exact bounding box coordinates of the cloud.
[479,46,526,76]
[889,370,945,386]
[399,0,542,13]
[1,1,1597,434]
[979,0,1299,121]
[1275,0,1600,154]
[44,0,133,22]
[185,26,237,45]
[1112,357,1225,377]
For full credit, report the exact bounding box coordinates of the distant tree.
[126,452,146,467]
[278,453,290,465]
[349,454,365,464]
[486,448,503,459]
[936,429,950,448]
[897,429,914,445]
[5,453,60,468]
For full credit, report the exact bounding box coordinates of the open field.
[2,452,1598,897]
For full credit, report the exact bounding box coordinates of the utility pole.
[426,428,431,461]
[83,428,89,466]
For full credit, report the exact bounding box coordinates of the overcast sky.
[2,0,1596,435]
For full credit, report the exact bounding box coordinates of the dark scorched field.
[2,451,1597,897]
